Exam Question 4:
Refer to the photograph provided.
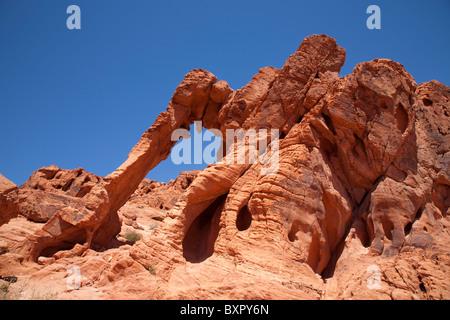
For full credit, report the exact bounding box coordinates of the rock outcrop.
[0,173,18,227]
[0,34,448,300]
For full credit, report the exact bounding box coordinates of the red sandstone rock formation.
[0,173,18,227]
[0,34,448,299]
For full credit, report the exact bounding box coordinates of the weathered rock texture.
[0,173,18,227]
[0,34,448,300]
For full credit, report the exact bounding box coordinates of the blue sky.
[0,0,449,186]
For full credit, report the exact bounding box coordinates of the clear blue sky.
[0,0,449,186]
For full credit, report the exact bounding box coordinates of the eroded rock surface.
[0,173,18,227]
[0,34,448,299]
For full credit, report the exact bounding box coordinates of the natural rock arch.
[15,34,447,285]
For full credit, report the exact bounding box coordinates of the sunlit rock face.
[0,34,449,300]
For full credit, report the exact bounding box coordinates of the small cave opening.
[288,228,297,242]
[314,72,320,79]
[183,176,194,189]
[296,115,304,124]
[236,204,252,231]
[422,98,433,106]
[322,113,336,135]
[418,275,427,293]
[182,193,227,263]
[404,221,413,236]
[37,227,87,260]
[405,205,424,236]
[395,103,408,133]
